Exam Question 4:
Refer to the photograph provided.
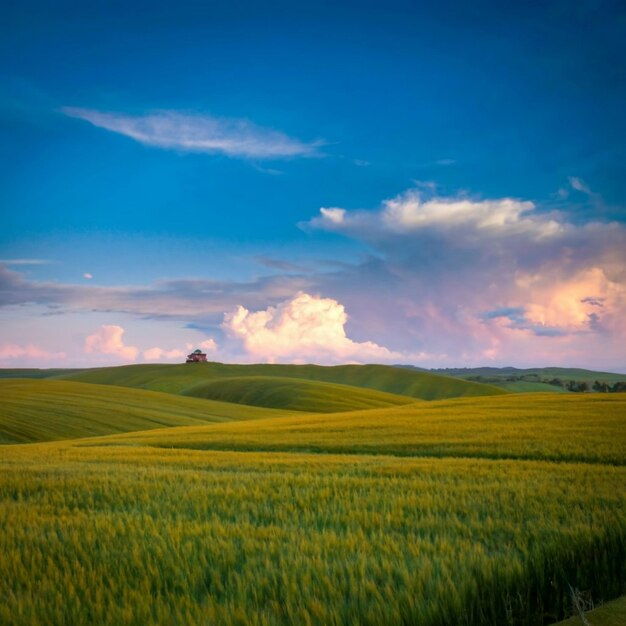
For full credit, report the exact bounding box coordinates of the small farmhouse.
[186,349,208,363]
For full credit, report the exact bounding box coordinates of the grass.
[498,381,570,393]
[1,442,625,626]
[555,595,626,625]
[0,379,293,444]
[97,393,626,465]
[181,375,417,411]
[1,379,625,626]
[55,362,508,400]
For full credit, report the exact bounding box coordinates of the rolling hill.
[0,379,292,444]
[54,362,508,401]
[181,375,416,412]
[85,392,626,465]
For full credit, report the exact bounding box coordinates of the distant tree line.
[467,374,626,393]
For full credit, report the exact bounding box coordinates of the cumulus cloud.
[307,186,626,369]
[0,343,67,364]
[85,325,138,361]
[222,292,416,364]
[199,338,217,351]
[62,107,323,159]
[143,347,185,361]
[313,189,562,239]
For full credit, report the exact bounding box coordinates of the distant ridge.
[51,362,508,402]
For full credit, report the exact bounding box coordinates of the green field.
[180,375,417,411]
[1,364,625,626]
[97,393,626,465]
[0,379,292,444]
[55,362,508,400]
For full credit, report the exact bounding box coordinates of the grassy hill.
[0,379,291,444]
[425,365,626,392]
[96,392,626,465]
[54,362,508,401]
[181,375,416,412]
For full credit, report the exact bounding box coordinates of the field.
[1,364,625,626]
[556,595,626,625]
[28,361,508,400]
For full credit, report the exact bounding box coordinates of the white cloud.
[143,347,185,361]
[319,207,346,225]
[223,292,414,364]
[313,189,562,239]
[85,325,138,361]
[62,107,323,159]
[83,273,93,280]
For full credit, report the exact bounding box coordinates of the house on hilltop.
[186,349,208,363]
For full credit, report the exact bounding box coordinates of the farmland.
[1,364,625,626]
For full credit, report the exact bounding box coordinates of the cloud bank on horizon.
[1,183,624,370]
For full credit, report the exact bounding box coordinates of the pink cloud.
[143,347,185,361]
[85,325,138,361]
[0,343,67,364]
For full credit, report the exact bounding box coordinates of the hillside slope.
[57,362,508,400]
[90,393,626,465]
[0,379,291,444]
[181,375,417,412]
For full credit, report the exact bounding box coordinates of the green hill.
[56,362,507,400]
[0,379,291,444]
[181,375,417,412]
[91,392,626,466]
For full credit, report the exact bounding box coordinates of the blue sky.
[1,0,625,369]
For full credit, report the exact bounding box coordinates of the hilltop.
[46,362,508,401]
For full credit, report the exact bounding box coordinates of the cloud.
[62,107,323,159]
[313,189,562,239]
[255,255,312,273]
[0,343,66,364]
[0,259,49,266]
[199,339,217,351]
[85,325,138,361]
[83,273,93,279]
[568,176,592,194]
[0,263,313,323]
[143,347,185,361]
[223,292,415,364]
[307,186,626,368]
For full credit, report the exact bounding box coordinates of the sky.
[1,0,625,371]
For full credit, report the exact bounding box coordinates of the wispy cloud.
[62,107,323,159]
[0,258,50,265]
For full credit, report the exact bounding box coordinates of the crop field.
[1,365,625,626]
[0,379,294,444]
